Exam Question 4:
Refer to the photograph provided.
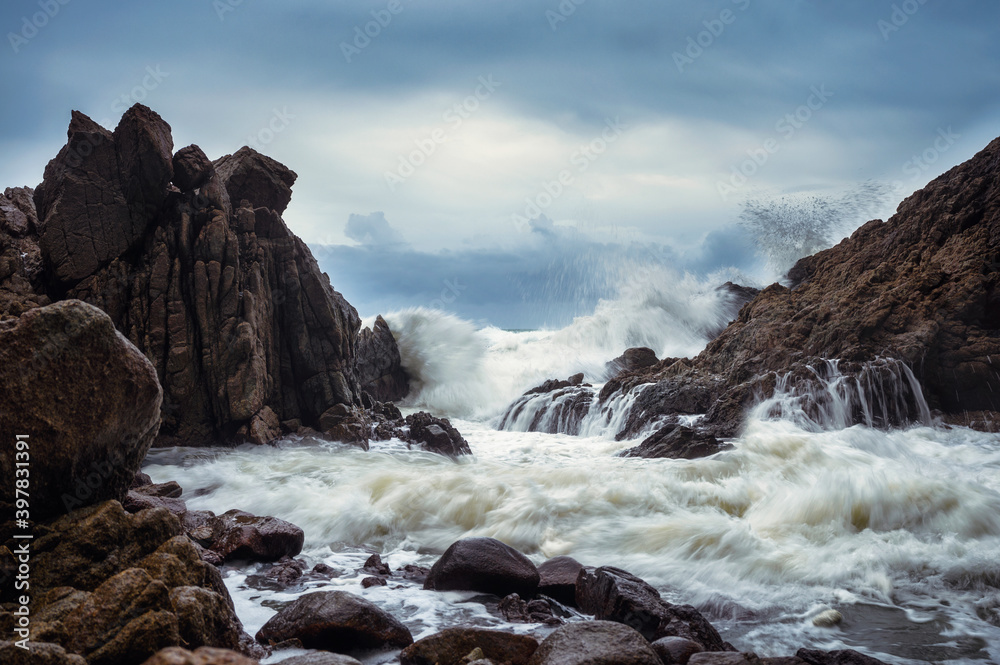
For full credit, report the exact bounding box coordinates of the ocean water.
[144,269,1000,664]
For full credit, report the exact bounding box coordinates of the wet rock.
[498,593,561,625]
[255,590,413,653]
[0,641,87,665]
[0,301,161,520]
[537,556,584,607]
[526,373,587,395]
[398,564,430,583]
[575,566,728,651]
[399,627,538,665]
[362,575,387,588]
[204,510,305,562]
[214,146,296,215]
[620,425,732,460]
[405,412,472,456]
[606,347,659,378]
[141,646,259,664]
[124,491,188,516]
[132,471,154,488]
[356,315,409,402]
[362,553,391,575]
[795,649,889,665]
[651,636,704,665]
[424,537,540,598]
[688,654,762,665]
[275,653,364,665]
[527,620,660,665]
[319,404,371,448]
[172,145,214,192]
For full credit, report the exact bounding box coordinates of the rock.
[652,636,704,665]
[795,649,889,665]
[11,105,386,446]
[688,655,761,665]
[0,641,87,665]
[537,556,585,607]
[172,145,214,192]
[575,566,728,650]
[496,385,595,435]
[0,300,162,519]
[606,347,659,378]
[132,471,154,488]
[362,576,387,588]
[255,590,412,653]
[424,537,540,598]
[123,491,188,516]
[141,646,260,664]
[405,412,472,456]
[356,315,409,402]
[135,481,184,498]
[362,553,391,576]
[204,510,304,562]
[498,593,561,625]
[398,564,430,583]
[213,147,296,215]
[275,653,363,665]
[620,425,732,460]
[527,621,661,665]
[319,404,371,448]
[399,627,538,665]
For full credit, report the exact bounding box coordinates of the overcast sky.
[2,0,998,326]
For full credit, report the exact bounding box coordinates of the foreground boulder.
[527,621,661,665]
[796,649,890,665]
[424,537,540,598]
[0,501,255,664]
[255,590,413,653]
[537,556,585,607]
[400,627,539,665]
[0,300,162,519]
[576,567,729,651]
[0,104,415,446]
[199,510,304,562]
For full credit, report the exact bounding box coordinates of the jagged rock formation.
[602,136,1000,437]
[356,314,409,402]
[0,105,410,446]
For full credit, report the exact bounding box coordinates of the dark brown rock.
[173,145,214,192]
[606,347,659,378]
[361,575,387,588]
[204,509,304,562]
[0,300,162,519]
[537,556,584,607]
[795,649,889,665]
[405,412,472,456]
[620,425,732,460]
[275,653,363,665]
[527,621,660,665]
[0,641,87,665]
[362,553,391,576]
[498,593,561,625]
[140,646,260,665]
[652,636,704,665]
[124,490,188,516]
[688,654,761,665]
[255,590,412,653]
[575,566,728,651]
[399,627,538,665]
[424,537,539,598]
[356,315,409,402]
[213,147,296,215]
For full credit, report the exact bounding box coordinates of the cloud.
[344,211,405,246]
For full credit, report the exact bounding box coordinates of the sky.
[2,0,998,327]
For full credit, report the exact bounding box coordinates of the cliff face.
[0,104,406,445]
[605,136,1000,436]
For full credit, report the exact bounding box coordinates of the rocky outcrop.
[0,501,257,664]
[356,315,409,402]
[0,300,162,519]
[424,537,540,598]
[399,628,539,665]
[0,104,412,446]
[254,590,413,653]
[594,136,1000,438]
[404,412,472,456]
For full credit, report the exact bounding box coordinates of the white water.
[144,269,1000,664]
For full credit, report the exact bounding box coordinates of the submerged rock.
[424,537,540,598]
[620,425,732,460]
[0,300,162,519]
[255,590,413,653]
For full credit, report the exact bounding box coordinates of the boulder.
[355,315,409,402]
[255,590,412,653]
[405,412,472,456]
[537,556,585,606]
[0,300,162,519]
[172,145,214,192]
[0,641,87,665]
[399,627,538,665]
[605,347,659,378]
[526,621,661,665]
[795,649,890,665]
[275,653,363,665]
[141,646,260,665]
[424,538,539,597]
[620,425,732,460]
[575,566,728,651]
[688,655,761,665]
[213,147,296,215]
[498,593,561,625]
[203,510,304,562]
[652,636,704,665]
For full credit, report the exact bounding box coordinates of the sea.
[144,271,1000,664]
